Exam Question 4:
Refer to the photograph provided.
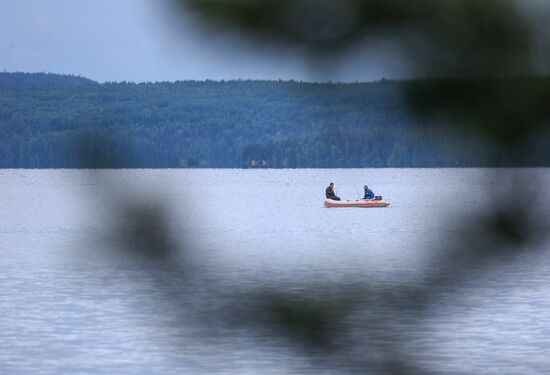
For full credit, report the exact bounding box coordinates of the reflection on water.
[0,169,549,374]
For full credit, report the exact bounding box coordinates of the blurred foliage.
[138,1,550,372]
[182,0,535,75]
[408,77,550,147]
[181,0,550,150]
[5,1,548,373]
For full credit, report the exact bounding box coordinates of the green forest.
[0,72,548,168]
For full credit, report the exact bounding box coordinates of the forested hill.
[0,72,548,168]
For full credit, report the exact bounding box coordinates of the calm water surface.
[0,169,549,374]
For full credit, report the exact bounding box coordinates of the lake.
[1,168,549,374]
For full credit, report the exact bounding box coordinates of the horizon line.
[1,69,397,85]
[3,70,549,85]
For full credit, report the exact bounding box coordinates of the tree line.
[0,72,548,168]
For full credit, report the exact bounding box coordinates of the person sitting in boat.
[326,183,341,201]
[363,185,377,200]
[363,185,375,201]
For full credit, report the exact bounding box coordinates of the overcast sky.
[0,0,407,82]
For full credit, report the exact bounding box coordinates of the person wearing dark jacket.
[363,185,375,200]
[326,183,341,201]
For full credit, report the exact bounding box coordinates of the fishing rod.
[355,186,362,200]
[356,178,364,200]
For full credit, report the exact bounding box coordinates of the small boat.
[324,199,390,208]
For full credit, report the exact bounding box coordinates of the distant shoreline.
[2,72,548,169]
[1,70,396,85]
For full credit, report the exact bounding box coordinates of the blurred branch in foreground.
[179,0,544,76]
[178,0,550,143]
[71,1,550,373]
